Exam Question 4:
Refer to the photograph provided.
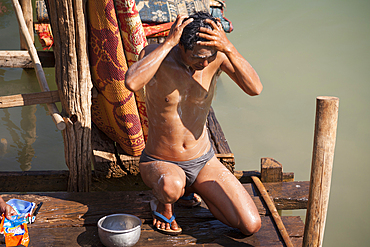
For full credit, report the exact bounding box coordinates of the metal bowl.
[98,214,142,247]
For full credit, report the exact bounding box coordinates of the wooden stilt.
[11,0,65,131]
[303,96,339,247]
[48,0,92,192]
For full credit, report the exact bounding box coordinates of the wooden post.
[303,96,339,247]
[261,157,283,182]
[11,0,65,130]
[18,0,33,50]
[48,0,92,192]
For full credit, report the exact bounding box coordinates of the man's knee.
[158,175,184,203]
[240,216,261,235]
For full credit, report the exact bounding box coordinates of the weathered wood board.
[0,90,60,108]
[0,50,55,68]
[263,181,309,210]
[0,172,308,210]
[0,191,304,246]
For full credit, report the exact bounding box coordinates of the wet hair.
[180,12,218,51]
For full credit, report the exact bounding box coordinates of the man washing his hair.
[125,12,263,235]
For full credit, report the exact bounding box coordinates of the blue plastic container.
[6,199,33,214]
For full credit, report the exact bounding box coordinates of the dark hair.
[180,12,218,51]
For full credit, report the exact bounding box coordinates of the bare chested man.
[125,12,263,236]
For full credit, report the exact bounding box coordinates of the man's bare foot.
[177,192,202,207]
[150,199,182,235]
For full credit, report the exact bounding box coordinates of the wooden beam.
[0,51,55,68]
[0,90,60,108]
[234,170,294,183]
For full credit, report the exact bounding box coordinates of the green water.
[1,0,369,245]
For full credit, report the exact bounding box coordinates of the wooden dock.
[0,178,308,246]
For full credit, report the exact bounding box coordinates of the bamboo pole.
[251,176,294,247]
[11,0,66,131]
[303,96,339,247]
[18,0,33,50]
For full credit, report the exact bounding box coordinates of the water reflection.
[0,68,40,171]
[1,106,37,171]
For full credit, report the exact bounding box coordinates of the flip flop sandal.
[177,193,201,207]
[150,199,182,236]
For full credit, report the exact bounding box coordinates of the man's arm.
[197,20,263,96]
[125,15,193,92]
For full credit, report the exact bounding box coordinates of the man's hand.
[0,200,17,220]
[197,19,233,54]
[165,15,193,47]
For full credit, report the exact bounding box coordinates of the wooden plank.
[0,192,266,228]
[263,181,309,210]
[21,216,303,247]
[0,90,60,108]
[206,106,235,171]
[0,171,68,192]
[206,107,232,154]
[0,192,303,246]
[0,170,305,208]
[0,50,55,68]
[234,170,294,183]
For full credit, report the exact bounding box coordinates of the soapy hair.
[180,12,218,51]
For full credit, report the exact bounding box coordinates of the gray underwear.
[139,147,215,187]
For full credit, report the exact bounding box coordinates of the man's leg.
[191,155,261,235]
[140,160,187,231]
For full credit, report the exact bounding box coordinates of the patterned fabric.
[115,0,149,142]
[87,0,145,156]
[143,22,173,37]
[210,0,233,33]
[135,0,209,23]
[36,0,49,22]
[34,23,53,50]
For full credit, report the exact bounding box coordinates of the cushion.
[135,0,210,23]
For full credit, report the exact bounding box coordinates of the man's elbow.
[124,74,137,92]
[248,84,263,96]
[125,81,136,92]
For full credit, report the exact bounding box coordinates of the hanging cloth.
[87,0,146,156]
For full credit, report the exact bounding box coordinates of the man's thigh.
[192,156,259,224]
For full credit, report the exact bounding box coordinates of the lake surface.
[1,0,369,245]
